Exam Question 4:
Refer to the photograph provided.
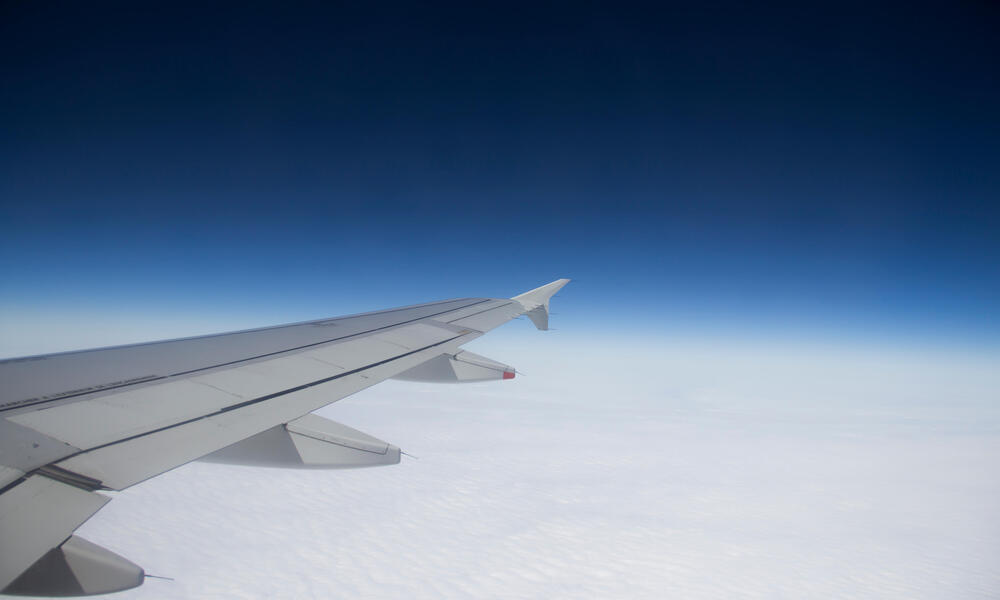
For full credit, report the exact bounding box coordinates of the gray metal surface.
[7,321,465,454]
[0,475,110,589]
[0,419,81,473]
[0,298,486,415]
[0,466,24,490]
[393,351,514,382]
[0,280,571,595]
[200,414,400,469]
[50,325,474,490]
[448,301,524,332]
[3,535,144,597]
[287,413,392,454]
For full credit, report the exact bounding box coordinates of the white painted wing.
[0,279,569,596]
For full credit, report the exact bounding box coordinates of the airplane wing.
[0,279,569,596]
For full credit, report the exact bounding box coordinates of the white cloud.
[47,332,999,599]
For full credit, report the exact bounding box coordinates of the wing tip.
[512,279,570,330]
[511,278,571,305]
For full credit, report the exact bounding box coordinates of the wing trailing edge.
[0,279,571,596]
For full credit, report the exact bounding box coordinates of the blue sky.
[1,0,998,351]
[2,5,998,597]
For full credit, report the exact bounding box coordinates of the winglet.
[511,279,570,330]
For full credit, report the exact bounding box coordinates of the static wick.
[145,574,175,582]
[401,450,420,460]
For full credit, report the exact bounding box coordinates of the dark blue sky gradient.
[1,1,998,344]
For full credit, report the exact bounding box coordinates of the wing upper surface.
[0,281,569,595]
[0,297,489,414]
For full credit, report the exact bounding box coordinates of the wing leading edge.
[0,279,570,596]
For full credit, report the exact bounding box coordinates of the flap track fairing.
[198,414,400,469]
[2,535,144,597]
[391,351,515,383]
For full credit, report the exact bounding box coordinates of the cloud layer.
[48,335,1000,599]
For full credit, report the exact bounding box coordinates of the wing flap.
[7,322,463,453]
[0,419,81,473]
[51,328,474,490]
[306,337,416,370]
[374,321,468,349]
[8,380,241,450]
[0,466,23,490]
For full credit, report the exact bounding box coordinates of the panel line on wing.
[190,380,248,399]
[42,332,469,469]
[0,298,481,365]
[2,299,492,413]
[443,301,517,324]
